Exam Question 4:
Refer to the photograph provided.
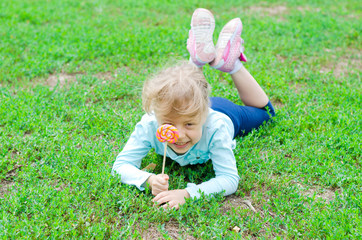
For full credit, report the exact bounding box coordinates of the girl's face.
[157,112,206,154]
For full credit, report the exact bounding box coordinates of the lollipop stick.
[156,124,179,175]
[162,143,167,175]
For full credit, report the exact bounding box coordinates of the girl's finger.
[152,193,162,202]
[160,174,169,180]
[153,194,171,206]
[155,196,168,205]
[163,200,174,209]
[162,200,179,210]
[162,202,170,209]
[169,200,180,210]
[157,177,168,185]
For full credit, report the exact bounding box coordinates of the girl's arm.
[114,140,169,194]
[186,124,240,198]
[152,124,239,209]
[112,116,155,190]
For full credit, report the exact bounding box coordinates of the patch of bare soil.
[43,66,136,90]
[45,73,80,89]
[93,72,115,81]
[291,82,306,94]
[270,98,284,108]
[140,220,196,240]
[50,179,73,192]
[222,195,278,238]
[248,5,288,16]
[320,48,361,78]
[45,71,116,90]
[0,180,14,198]
[247,5,288,21]
[276,54,288,63]
[222,195,256,213]
[299,185,339,202]
[248,5,323,17]
[296,6,321,14]
[294,182,340,203]
[0,164,23,198]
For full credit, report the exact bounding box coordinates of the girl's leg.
[186,10,275,137]
[210,97,275,138]
[231,66,269,108]
[210,18,269,108]
[209,18,275,137]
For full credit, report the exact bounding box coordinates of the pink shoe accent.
[222,41,231,62]
[240,53,247,62]
[239,38,247,62]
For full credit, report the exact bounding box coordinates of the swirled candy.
[156,124,179,144]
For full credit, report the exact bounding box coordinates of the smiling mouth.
[173,142,189,148]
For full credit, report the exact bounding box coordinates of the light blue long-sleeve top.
[112,108,240,198]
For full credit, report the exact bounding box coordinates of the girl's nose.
[177,126,186,139]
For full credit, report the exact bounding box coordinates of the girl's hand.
[152,189,190,210]
[147,174,169,196]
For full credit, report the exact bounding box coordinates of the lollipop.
[156,124,179,143]
[156,124,179,174]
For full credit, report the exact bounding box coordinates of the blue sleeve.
[185,123,240,198]
[112,115,155,190]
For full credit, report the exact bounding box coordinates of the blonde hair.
[142,61,210,119]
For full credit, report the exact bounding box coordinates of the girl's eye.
[186,123,194,127]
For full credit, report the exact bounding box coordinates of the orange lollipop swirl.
[156,124,179,144]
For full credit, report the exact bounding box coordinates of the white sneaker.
[210,18,247,73]
[187,8,216,67]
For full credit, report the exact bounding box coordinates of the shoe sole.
[188,8,216,65]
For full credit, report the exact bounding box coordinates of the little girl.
[112,8,275,209]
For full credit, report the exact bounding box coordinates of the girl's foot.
[187,8,216,67]
[210,18,247,74]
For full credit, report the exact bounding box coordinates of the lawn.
[0,0,361,239]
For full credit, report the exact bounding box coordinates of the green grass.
[1,0,361,239]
